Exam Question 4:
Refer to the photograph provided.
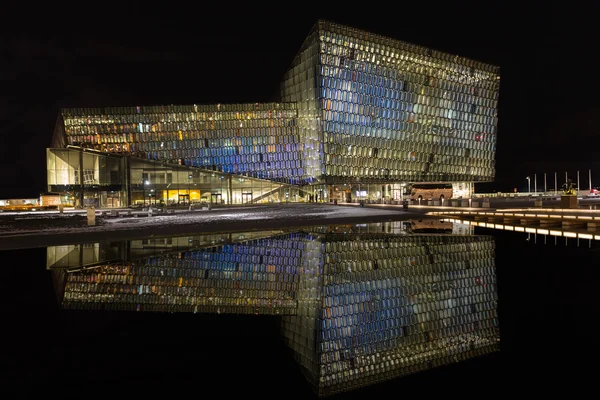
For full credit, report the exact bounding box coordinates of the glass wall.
[49,226,498,396]
[327,183,409,203]
[129,157,299,206]
[283,20,500,186]
[280,27,323,184]
[51,20,500,197]
[47,148,80,186]
[56,232,306,315]
[60,103,307,185]
[48,148,304,207]
[282,233,499,396]
[47,148,127,208]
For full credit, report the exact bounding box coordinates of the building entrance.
[211,193,222,204]
[242,192,253,204]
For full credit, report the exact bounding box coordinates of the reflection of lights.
[218,213,250,218]
[145,180,150,185]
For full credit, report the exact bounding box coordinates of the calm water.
[1,221,595,397]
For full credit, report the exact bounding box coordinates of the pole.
[544,172,547,193]
[565,171,567,185]
[577,170,580,195]
[534,174,537,193]
[555,172,557,195]
[590,169,593,190]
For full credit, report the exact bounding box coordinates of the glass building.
[49,223,498,396]
[50,231,307,315]
[281,231,498,396]
[47,21,499,207]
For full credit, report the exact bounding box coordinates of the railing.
[472,191,592,198]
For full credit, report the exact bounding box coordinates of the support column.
[124,156,130,207]
[228,175,232,205]
[79,149,84,207]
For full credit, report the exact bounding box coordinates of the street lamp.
[526,176,531,193]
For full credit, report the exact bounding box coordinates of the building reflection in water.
[49,220,499,396]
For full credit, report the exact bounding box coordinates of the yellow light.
[550,230,562,236]
[538,229,549,234]
[515,227,525,232]
[564,232,577,238]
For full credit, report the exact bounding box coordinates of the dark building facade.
[47,21,499,208]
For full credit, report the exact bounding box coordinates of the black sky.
[1,2,598,198]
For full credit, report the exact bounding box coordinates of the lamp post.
[526,176,530,193]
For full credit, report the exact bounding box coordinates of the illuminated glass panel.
[51,227,499,396]
[58,232,307,315]
[282,20,500,185]
[282,233,499,396]
[52,20,500,194]
[60,103,306,185]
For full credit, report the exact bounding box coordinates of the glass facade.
[282,233,499,396]
[282,20,500,185]
[50,224,498,396]
[47,148,126,207]
[48,21,500,205]
[58,103,303,183]
[47,147,301,208]
[53,232,308,315]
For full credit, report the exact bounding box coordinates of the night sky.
[2,3,598,198]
